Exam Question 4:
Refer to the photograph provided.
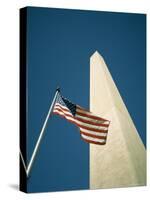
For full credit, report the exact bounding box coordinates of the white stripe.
[53,108,72,117]
[77,119,108,130]
[55,103,70,111]
[54,105,73,116]
[54,108,108,131]
[55,103,110,126]
[76,114,108,130]
[53,110,65,117]
[76,114,106,124]
[53,110,76,123]
[76,108,109,125]
[80,128,107,137]
[81,134,106,143]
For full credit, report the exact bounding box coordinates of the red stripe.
[54,104,70,112]
[55,103,110,125]
[53,111,65,116]
[53,111,72,119]
[54,109,108,133]
[53,107,73,118]
[55,107,109,128]
[75,116,109,127]
[54,105,109,128]
[54,107,108,133]
[54,112,106,145]
[77,110,109,122]
[77,123,108,133]
[81,137,106,145]
[80,130,107,140]
[74,119,108,133]
[53,111,76,125]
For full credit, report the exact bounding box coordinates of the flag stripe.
[53,109,74,120]
[76,117,108,130]
[55,103,70,112]
[53,111,76,124]
[76,114,109,126]
[81,137,106,145]
[56,103,109,127]
[76,109,109,124]
[54,106,108,130]
[79,128,107,137]
[53,111,75,123]
[81,134,106,144]
[54,104,109,128]
[80,130,107,140]
[76,115,109,127]
[54,108,108,133]
[53,107,73,118]
[77,106,109,122]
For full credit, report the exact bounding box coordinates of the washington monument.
[90,51,146,189]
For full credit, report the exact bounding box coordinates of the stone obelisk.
[90,51,146,189]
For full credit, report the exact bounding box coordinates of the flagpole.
[20,149,27,174]
[26,88,60,177]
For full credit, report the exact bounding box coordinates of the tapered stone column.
[90,51,146,189]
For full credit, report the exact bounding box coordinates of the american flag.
[53,92,110,145]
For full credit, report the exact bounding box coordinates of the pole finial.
[56,86,60,92]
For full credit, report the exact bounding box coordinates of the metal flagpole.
[20,149,27,174]
[22,88,60,177]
